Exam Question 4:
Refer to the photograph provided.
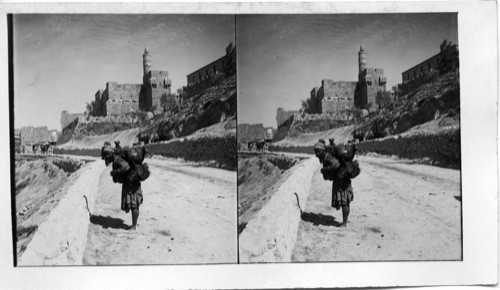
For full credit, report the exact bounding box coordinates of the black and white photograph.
[12,14,237,265]
[237,14,462,262]
[0,2,498,289]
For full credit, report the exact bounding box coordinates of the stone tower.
[358,45,367,79]
[143,47,151,76]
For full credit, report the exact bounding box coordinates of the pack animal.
[40,143,50,155]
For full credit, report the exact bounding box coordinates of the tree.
[301,99,309,112]
[85,102,93,117]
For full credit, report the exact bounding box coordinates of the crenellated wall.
[143,70,171,114]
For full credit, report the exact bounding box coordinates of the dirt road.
[292,155,461,262]
[83,158,237,265]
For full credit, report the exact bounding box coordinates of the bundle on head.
[338,160,361,179]
[335,143,356,162]
[126,163,150,183]
[122,146,146,165]
[110,155,131,183]
[320,154,341,180]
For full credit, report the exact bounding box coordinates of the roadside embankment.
[239,157,319,263]
[238,153,303,234]
[19,160,106,265]
[14,156,93,257]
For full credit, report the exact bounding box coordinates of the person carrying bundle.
[314,139,358,228]
[109,144,149,231]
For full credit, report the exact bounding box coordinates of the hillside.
[274,71,459,146]
[269,72,460,168]
[137,75,236,143]
[353,71,459,140]
[60,75,236,149]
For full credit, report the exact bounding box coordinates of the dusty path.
[83,158,237,265]
[292,155,461,262]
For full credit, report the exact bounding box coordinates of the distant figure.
[32,144,39,155]
[256,140,266,152]
[328,138,338,156]
[114,140,122,156]
[314,141,354,228]
[40,143,50,155]
[21,145,25,154]
[247,141,254,152]
[48,145,54,156]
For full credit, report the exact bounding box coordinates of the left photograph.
[12,14,237,265]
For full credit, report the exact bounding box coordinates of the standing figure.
[114,140,122,156]
[314,141,354,228]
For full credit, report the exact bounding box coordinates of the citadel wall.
[276,108,299,128]
[402,54,440,83]
[187,46,236,87]
[187,55,226,86]
[61,111,84,130]
[105,82,142,117]
[319,80,357,114]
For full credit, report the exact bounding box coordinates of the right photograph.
[237,14,460,263]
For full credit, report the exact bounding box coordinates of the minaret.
[358,45,367,77]
[143,47,151,76]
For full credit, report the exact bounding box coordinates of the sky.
[14,14,235,131]
[237,14,458,128]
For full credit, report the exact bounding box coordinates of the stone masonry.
[276,108,299,128]
[61,111,84,130]
[87,47,171,119]
[302,45,387,117]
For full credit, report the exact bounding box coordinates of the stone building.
[186,43,236,87]
[276,45,387,128]
[307,45,386,114]
[319,80,357,113]
[19,126,50,146]
[401,41,458,83]
[237,123,274,143]
[90,47,172,118]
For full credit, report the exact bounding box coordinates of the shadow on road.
[90,214,129,230]
[301,211,342,227]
